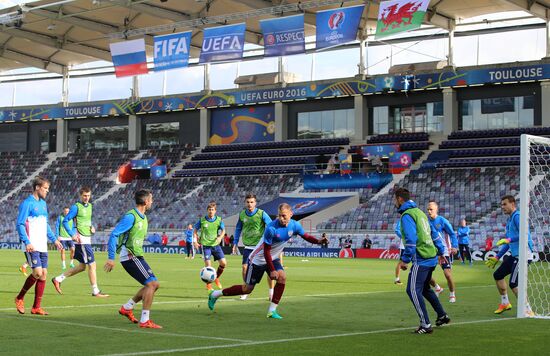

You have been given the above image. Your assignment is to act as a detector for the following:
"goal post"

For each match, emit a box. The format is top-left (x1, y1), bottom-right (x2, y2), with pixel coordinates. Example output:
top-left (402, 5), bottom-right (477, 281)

top-left (518, 134), bottom-right (550, 319)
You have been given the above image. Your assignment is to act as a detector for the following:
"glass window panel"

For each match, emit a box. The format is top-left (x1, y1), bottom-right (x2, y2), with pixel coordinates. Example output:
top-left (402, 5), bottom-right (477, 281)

top-left (90, 75), bottom-right (132, 101)
top-left (15, 79), bottom-right (62, 105)
top-left (165, 66), bottom-right (204, 95)
top-left (146, 122), bottom-right (179, 147)
top-left (322, 110), bottom-right (333, 138)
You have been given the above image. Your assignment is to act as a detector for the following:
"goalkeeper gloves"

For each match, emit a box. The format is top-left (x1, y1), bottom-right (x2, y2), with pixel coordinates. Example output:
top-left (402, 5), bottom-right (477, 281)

top-left (485, 257), bottom-right (499, 269)
top-left (497, 238), bottom-right (511, 246)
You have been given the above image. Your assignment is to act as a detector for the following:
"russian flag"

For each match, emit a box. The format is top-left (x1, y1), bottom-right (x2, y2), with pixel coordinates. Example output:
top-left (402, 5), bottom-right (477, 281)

top-left (109, 39), bottom-right (149, 78)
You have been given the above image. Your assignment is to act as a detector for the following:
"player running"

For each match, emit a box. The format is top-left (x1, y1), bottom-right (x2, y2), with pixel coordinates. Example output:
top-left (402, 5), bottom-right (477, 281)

top-left (194, 201), bottom-right (226, 290)
top-left (15, 176), bottom-right (63, 315)
top-left (233, 193), bottom-right (273, 300)
top-left (51, 186), bottom-right (108, 297)
top-left (55, 207), bottom-right (75, 270)
top-left (104, 189), bottom-right (162, 329)
top-left (426, 201), bottom-right (459, 303)
top-left (207, 203), bottom-right (328, 319)
top-left (485, 195), bottom-right (534, 316)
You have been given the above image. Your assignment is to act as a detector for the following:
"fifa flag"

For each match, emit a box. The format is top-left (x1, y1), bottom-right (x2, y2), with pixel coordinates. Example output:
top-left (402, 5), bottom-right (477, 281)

top-left (375, 0), bottom-right (430, 39)
top-left (154, 31), bottom-right (191, 71)
top-left (109, 39), bottom-right (148, 78)
top-left (316, 5), bottom-right (364, 50)
top-left (200, 23), bottom-right (246, 63)
top-left (260, 14), bottom-right (305, 57)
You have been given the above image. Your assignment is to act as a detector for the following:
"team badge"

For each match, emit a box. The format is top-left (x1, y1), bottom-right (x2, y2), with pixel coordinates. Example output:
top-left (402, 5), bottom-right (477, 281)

top-left (288, 230), bottom-right (293, 237)
top-left (32, 259), bottom-right (38, 264)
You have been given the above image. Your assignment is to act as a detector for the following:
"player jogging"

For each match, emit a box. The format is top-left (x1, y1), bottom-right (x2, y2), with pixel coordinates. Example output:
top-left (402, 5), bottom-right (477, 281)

top-left (56, 207), bottom-right (75, 270)
top-left (394, 188), bottom-right (450, 334)
top-left (104, 189), bottom-right (162, 329)
top-left (194, 201), bottom-right (226, 290)
top-left (233, 193), bottom-right (273, 300)
top-left (457, 219), bottom-right (472, 265)
top-left (485, 195), bottom-right (534, 316)
top-left (51, 186), bottom-right (108, 297)
top-left (426, 201), bottom-right (459, 303)
top-left (207, 203), bottom-right (328, 319)
top-left (15, 176), bottom-right (63, 315)
top-left (185, 224), bottom-right (195, 259)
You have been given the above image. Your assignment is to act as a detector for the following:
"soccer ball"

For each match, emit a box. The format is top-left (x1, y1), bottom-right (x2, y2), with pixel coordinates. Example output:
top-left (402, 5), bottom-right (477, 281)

top-left (200, 266), bottom-right (216, 283)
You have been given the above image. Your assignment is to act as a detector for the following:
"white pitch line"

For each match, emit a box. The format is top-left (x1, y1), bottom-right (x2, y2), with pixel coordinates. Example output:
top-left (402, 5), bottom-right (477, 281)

top-left (98, 317), bottom-right (517, 356)
top-left (0, 315), bottom-right (252, 343)
top-left (0, 284), bottom-right (494, 312)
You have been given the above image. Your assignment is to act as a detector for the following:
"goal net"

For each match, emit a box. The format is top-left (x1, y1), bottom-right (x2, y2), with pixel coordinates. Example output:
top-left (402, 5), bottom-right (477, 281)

top-left (518, 134), bottom-right (550, 319)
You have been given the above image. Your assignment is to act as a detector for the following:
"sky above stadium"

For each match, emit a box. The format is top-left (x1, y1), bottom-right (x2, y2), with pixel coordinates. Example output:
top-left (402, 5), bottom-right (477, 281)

top-left (0, 0), bottom-right (40, 10)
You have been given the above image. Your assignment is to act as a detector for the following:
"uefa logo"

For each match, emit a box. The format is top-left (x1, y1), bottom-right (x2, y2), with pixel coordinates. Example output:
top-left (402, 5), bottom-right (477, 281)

top-left (328, 11), bottom-right (345, 30)
top-left (266, 34), bottom-right (276, 45)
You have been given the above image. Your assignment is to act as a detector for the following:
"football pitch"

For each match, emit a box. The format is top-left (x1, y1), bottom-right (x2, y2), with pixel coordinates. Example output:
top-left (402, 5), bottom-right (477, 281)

top-left (0, 249), bottom-right (547, 355)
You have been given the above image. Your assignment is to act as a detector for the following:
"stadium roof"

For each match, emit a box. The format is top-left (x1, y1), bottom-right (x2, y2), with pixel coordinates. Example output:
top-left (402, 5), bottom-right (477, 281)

top-left (0, 0), bottom-right (548, 75)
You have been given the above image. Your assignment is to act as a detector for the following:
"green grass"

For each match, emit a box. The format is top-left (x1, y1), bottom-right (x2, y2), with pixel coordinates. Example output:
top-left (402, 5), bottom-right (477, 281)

top-left (0, 249), bottom-right (547, 355)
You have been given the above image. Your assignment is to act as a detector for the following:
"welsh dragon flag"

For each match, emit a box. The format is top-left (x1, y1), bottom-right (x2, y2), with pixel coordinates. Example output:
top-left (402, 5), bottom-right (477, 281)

top-left (375, 0), bottom-right (430, 39)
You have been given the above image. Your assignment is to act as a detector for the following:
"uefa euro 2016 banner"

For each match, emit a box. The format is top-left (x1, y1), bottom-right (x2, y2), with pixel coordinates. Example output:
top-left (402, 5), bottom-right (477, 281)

top-left (260, 14), bottom-right (305, 57)
top-left (258, 196), bottom-right (352, 217)
top-left (316, 5), bottom-right (365, 50)
top-left (1, 63), bottom-right (550, 123)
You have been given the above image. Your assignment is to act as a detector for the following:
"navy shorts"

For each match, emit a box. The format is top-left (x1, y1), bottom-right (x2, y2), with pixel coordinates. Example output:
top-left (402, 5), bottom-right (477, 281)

top-left (242, 248), bottom-right (254, 265)
top-left (244, 259), bottom-right (283, 285)
top-left (25, 251), bottom-right (48, 269)
top-left (202, 245), bottom-right (225, 261)
top-left (121, 256), bottom-right (157, 285)
top-left (74, 244), bottom-right (95, 264)
top-left (493, 255), bottom-right (530, 289)
top-left (60, 240), bottom-right (75, 250)
top-left (440, 256), bottom-right (452, 270)
top-left (399, 249), bottom-right (404, 258)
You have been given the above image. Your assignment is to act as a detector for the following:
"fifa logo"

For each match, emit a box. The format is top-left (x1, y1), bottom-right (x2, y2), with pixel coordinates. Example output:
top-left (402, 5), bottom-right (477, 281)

top-left (328, 11), bottom-right (345, 30)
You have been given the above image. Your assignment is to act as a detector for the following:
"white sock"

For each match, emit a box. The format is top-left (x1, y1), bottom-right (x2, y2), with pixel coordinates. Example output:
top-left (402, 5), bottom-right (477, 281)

top-left (435, 284), bottom-right (442, 290)
top-left (450, 291), bottom-right (455, 297)
top-left (212, 290), bottom-right (223, 298)
top-left (92, 284), bottom-right (100, 295)
top-left (70, 259), bottom-right (74, 264)
top-left (268, 302), bottom-right (278, 313)
top-left (395, 277), bottom-right (400, 282)
top-left (501, 294), bottom-right (509, 305)
top-left (62, 261), bottom-right (66, 268)
top-left (55, 275), bottom-right (66, 283)
top-left (123, 299), bottom-right (136, 310)
top-left (422, 323), bottom-right (431, 328)
top-left (269, 288), bottom-right (274, 297)
top-left (140, 310), bottom-right (150, 323)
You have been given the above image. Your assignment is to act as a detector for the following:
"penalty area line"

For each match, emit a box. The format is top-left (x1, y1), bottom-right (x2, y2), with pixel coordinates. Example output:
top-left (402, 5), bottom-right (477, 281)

top-left (98, 317), bottom-right (517, 356)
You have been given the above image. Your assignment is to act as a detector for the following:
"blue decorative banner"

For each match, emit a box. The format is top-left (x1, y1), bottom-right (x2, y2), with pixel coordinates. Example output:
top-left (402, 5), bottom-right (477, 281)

top-left (304, 172), bottom-right (392, 190)
top-left (389, 152), bottom-right (412, 168)
top-left (1, 63), bottom-right (550, 123)
top-left (131, 158), bottom-right (157, 169)
top-left (199, 23), bottom-right (246, 63)
top-left (260, 14), bottom-right (305, 57)
top-left (316, 5), bottom-right (364, 50)
top-left (154, 31), bottom-right (191, 71)
top-left (209, 105), bottom-right (275, 145)
top-left (150, 165), bottom-right (167, 179)
top-left (258, 196), bottom-right (351, 216)
top-left (362, 145), bottom-right (400, 157)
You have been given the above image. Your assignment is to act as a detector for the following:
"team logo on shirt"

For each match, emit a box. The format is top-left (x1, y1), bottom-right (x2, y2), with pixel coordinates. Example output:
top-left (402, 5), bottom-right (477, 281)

top-left (243, 218), bottom-right (248, 223)
top-left (137, 222), bottom-right (143, 230)
top-left (32, 259), bottom-right (37, 264)
top-left (288, 230), bottom-right (293, 237)
top-left (436, 224), bottom-right (441, 230)
top-left (204, 223), bottom-right (208, 228)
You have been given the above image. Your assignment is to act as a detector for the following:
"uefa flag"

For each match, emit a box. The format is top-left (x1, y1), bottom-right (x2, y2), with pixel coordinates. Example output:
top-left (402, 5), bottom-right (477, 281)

top-left (375, 0), bottom-right (430, 39)
top-left (109, 39), bottom-right (149, 78)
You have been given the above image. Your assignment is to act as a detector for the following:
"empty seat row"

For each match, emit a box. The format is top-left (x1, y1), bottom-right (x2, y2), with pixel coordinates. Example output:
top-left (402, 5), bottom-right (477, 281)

top-left (367, 132), bottom-right (429, 144)
top-left (448, 126), bottom-right (550, 140)
top-left (193, 146), bottom-right (340, 161)
top-left (202, 138), bottom-right (349, 153)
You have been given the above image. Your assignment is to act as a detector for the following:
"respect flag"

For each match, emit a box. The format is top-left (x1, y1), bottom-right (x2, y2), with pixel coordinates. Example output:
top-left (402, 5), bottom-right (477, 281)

top-left (315, 5), bottom-right (364, 50)
top-left (260, 14), bottom-right (305, 57)
top-left (375, 0), bottom-right (429, 39)
top-left (109, 39), bottom-right (148, 78)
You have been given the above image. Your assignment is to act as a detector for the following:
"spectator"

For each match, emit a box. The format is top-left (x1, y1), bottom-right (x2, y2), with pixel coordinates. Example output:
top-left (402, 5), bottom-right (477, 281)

top-left (362, 235), bottom-right (372, 249)
top-left (485, 236), bottom-right (494, 252)
top-left (344, 235), bottom-right (352, 248)
top-left (320, 233), bottom-right (329, 249)
top-left (146, 233), bottom-right (161, 245)
top-left (223, 233), bottom-right (230, 247)
top-left (161, 232), bottom-right (168, 246)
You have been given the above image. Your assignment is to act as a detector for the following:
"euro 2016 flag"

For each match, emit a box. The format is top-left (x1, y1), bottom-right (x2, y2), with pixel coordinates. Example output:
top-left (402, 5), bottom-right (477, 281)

top-left (109, 39), bottom-right (148, 78)
top-left (199, 23), bottom-right (246, 63)
top-left (316, 5), bottom-right (364, 50)
top-left (375, 0), bottom-right (430, 39)
top-left (154, 31), bottom-right (191, 71)
top-left (260, 14), bottom-right (305, 57)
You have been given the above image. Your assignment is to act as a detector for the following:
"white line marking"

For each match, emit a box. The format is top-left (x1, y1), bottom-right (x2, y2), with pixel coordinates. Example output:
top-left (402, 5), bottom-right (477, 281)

top-left (98, 317), bottom-right (517, 356)
top-left (0, 285), bottom-right (494, 312)
top-left (0, 315), bottom-right (252, 343)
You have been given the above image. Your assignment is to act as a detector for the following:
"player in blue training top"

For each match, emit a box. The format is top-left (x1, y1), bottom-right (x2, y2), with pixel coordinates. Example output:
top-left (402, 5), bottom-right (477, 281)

top-left (185, 224), bottom-right (195, 259)
top-left (233, 193), bottom-right (273, 300)
top-left (55, 207), bottom-right (75, 270)
top-left (426, 201), bottom-right (459, 303)
top-left (485, 195), bottom-right (534, 316)
top-left (457, 218), bottom-right (472, 265)
top-left (104, 189), bottom-right (162, 329)
top-left (15, 176), bottom-right (63, 315)
top-left (395, 188), bottom-right (450, 334)
top-left (207, 203), bottom-right (328, 319)
top-left (52, 186), bottom-right (108, 297)
top-left (394, 218), bottom-right (404, 285)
